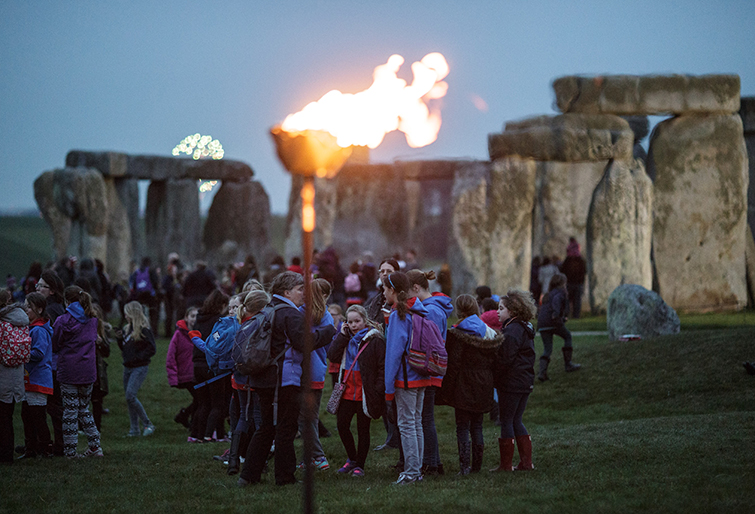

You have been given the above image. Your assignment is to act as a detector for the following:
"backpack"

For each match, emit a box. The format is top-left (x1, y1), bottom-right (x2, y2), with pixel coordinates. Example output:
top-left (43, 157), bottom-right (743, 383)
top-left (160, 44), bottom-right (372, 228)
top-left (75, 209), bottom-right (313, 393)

top-left (232, 303), bottom-right (289, 377)
top-left (344, 272), bottom-right (361, 293)
top-left (205, 316), bottom-right (240, 374)
top-left (133, 268), bottom-right (154, 295)
top-left (405, 312), bottom-right (448, 376)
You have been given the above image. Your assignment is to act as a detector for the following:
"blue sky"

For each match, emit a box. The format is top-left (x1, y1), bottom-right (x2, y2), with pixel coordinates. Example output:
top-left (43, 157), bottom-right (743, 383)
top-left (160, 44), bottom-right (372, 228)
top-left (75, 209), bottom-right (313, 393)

top-left (1, 0), bottom-right (753, 214)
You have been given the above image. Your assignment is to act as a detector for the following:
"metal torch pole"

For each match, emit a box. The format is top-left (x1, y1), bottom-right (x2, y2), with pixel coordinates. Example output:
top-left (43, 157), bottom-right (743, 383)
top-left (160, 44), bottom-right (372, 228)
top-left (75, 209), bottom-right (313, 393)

top-left (301, 176), bottom-right (315, 514)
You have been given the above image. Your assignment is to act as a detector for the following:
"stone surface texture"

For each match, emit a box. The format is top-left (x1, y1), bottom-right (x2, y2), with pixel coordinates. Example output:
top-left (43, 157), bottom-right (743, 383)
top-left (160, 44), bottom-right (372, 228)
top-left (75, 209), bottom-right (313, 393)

top-left (448, 158), bottom-right (537, 297)
top-left (145, 179), bottom-right (201, 269)
top-left (553, 74), bottom-right (741, 115)
top-left (741, 98), bottom-right (755, 242)
top-left (103, 178), bottom-right (133, 279)
top-left (745, 225), bottom-right (755, 307)
top-left (490, 114), bottom-right (633, 162)
top-left (649, 114), bottom-right (748, 311)
top-left (586, 159), bottom-right (654, 313)
top-left (203, 180), bottom-right (273, 269)
top-left (606, 284), bottom-right (680, 341)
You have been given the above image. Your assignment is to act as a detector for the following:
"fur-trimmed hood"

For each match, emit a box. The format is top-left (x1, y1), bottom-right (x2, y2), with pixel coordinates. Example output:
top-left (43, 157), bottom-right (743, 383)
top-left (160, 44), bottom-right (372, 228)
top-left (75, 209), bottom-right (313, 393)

top-left (447, 327), bottom-right (504, 351)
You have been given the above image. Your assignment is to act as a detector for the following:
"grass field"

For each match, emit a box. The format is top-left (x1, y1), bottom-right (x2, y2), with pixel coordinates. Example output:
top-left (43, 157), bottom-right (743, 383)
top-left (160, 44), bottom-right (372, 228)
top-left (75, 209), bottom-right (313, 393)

top-left (0, 216), bottom-right (55, 280)
top-left (3, 324), bottom-right (754, 514)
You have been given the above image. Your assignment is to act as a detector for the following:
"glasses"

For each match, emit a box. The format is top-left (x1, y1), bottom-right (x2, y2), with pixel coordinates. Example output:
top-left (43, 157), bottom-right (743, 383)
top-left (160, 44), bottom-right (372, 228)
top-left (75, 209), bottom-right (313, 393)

top-left (36, 283), bottom-right (49, 290)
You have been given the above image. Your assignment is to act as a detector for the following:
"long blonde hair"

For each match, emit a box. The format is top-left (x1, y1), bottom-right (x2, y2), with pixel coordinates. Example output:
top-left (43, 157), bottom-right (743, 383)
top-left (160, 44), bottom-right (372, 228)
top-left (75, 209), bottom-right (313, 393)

top-left (311, 278), bottom-right (332, 325)
top-left (238, 289), bottom-right (270, 322)
top-left (124, 301), bottom-right (149, 341)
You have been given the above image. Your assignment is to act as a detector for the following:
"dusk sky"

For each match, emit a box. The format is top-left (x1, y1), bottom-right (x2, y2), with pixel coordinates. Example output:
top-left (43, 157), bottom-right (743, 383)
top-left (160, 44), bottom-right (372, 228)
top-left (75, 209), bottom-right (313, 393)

top-left (2, 1), bottom-right (753, 214)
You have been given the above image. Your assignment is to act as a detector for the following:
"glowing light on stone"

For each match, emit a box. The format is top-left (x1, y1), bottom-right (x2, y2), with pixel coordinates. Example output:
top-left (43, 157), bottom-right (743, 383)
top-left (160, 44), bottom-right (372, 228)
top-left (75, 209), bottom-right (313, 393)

top-left (172, 134), bottom-right (224, 160)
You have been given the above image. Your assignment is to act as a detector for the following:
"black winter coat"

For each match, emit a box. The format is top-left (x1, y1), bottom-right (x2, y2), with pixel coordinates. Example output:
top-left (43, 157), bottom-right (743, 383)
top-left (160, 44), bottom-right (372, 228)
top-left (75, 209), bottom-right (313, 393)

top-left (327, 329), bottom-right (386, 420)
top-left (193, 311), bottom-right (221, 368)
top-left (537, 288), bottom-right (568, 330)
top-left (494, 318), bottom-right (536, 394)
top-left (118, 327), bottom-right (156, 368)
top-left (436, 328), bottom-right (503, 413)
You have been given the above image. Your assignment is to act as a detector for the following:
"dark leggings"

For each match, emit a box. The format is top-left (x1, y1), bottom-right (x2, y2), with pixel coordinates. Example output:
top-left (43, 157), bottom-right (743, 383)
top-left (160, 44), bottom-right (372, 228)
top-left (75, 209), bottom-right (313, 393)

top-left (0, 401), bottom-right (15, 463)
top-left (498, 392), bottom-right (529, 439)
top-left (540, 324), bottom-right (572, 359)
top-left (337, 399), bottom-right (371, 469)
top-left (22, 402), bottom-right (52, 455)
top-left (191, 367), bottom-right (211, 439)
top-left (455, 408), bottom-right (484, 446)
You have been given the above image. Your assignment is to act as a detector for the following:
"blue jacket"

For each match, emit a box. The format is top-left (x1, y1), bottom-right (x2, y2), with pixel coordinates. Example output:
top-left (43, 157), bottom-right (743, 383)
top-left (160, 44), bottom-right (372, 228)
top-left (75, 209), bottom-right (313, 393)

top-left (25, 320), bottom-right (53, 394)
top-left (191, 316), bottom-right (239, 372)
top-left (420, 294), bottom-right (454, 340)
top-left (455, 315), bottom-right (488, 338)
top-left (384, 301), bottom-right (433, 399)
top-left (301, 307), bottom-right (333, 389)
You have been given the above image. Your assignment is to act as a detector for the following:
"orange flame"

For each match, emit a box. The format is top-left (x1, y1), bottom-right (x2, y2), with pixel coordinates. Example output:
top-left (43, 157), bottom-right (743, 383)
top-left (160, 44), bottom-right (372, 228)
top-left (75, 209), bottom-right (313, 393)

top-left (281, 53), bottom-right (449, 149)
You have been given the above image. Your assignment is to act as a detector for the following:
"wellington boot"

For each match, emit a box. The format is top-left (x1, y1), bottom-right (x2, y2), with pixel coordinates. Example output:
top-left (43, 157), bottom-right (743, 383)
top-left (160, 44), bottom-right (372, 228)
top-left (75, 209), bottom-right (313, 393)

top-left (537, 356), bottom-right (550, 382)
top-left (489, 438), bottom-right (514, 472)
top-left (471, 443), bottom-right (484, 473)
top-left (227, 431), bottom-right (243, 475)
top-left (513, 434), bottom-right (534, 471)
top-left (457, 439), bottom-right (471, 475)
top-left (562, 347), bottom-right (581, 372)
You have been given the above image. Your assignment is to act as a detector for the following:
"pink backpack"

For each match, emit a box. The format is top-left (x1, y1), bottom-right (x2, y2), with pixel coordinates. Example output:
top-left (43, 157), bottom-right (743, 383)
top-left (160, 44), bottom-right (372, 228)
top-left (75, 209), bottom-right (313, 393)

top-left (344, 273), bottom-right (361, 293)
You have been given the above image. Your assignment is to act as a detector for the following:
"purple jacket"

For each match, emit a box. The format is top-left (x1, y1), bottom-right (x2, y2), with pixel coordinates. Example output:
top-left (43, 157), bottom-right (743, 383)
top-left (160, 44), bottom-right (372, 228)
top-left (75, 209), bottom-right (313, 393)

top-left (52, 302), bottom-right (98, 385)
top-left (166, 320), bottom-right (196, 386)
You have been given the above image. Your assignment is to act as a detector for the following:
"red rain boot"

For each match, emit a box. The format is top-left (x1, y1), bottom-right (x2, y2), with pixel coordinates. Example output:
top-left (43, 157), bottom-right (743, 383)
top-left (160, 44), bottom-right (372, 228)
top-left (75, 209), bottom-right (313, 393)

top-left (489, 438), bottom-right (515, 472)
top-left (514, 434), bottom-right (534, 471)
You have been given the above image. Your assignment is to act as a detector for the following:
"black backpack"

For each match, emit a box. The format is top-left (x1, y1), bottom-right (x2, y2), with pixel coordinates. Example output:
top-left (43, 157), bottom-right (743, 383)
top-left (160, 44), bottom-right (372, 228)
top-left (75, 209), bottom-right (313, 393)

top-left (232, 303), bottom-right (289, 376)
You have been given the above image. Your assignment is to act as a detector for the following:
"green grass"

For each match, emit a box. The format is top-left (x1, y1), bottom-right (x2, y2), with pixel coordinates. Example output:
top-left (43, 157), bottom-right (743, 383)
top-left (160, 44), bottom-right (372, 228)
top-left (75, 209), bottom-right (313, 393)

top-left (567, 310), bottom-right (755, 332)
top-left (0, 216), bottom-right (55, 279)
top-left (4, 326), bottom-right (755, 513)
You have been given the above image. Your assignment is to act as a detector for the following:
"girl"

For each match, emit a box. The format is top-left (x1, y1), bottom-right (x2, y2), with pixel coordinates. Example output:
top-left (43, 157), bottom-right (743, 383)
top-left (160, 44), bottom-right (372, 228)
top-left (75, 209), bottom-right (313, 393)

top-left (91, 304), bottom-right (112, 432)
top-left (492, 289), bottom-right (538, 472)
top-left (52, 286), bottom-right (102, 458)
top-left (298, 278), bottom-right (335, 471)
top-left (166, 306), bottom-right (198, 429)
top-left (437, 294), bottom-right (502, 475)
top-left (537, 273), bottom-right (581, 382)
top-left (383, 271), bottom-right (433, 485)
top-left (326, 304), bottom-right (344, 388)
top-left (406, 269), bottom-right (453, 476)
top-left (119, 301), bottom-right (157, 437)
top-left (327, 304), bottom-right (385, 477)
top-left (20, 293), bottom-right (53, 458)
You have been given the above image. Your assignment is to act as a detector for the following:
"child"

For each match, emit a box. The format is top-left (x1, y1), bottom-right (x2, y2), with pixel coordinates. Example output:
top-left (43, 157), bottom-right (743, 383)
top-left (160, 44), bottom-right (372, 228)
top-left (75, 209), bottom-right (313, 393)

top-left (437, 294), bottom-right (502, 474)
top-left (327, 304), bottom-right (385, 477)
top-left (492, 289), bottom-right (538, 471)
top-left (326, 304), bottom-right (344, 387)
top-left (166, 306), bottom-right (198, 429)
top-left (118, 301), bottom-right (157, 437)
top-left (537, 273), bottom-right (581, 382)
top-left (20, 292), bottom-right (53, 459)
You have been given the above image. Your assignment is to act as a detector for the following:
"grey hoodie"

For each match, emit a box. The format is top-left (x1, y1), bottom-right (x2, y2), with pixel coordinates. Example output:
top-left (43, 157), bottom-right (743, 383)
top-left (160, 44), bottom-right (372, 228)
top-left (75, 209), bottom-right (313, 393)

top-left (0, 304), bottom-right (29, 327)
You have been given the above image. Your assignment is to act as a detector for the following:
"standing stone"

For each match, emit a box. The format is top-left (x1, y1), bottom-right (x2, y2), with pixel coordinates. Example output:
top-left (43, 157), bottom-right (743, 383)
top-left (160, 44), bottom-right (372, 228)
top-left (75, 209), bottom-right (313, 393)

top-left (606, 284), bottom-right (680, 341)
top-left (113, 178), bottom-right (143, 269)
top-left (203, 180), bottom-right (273, 269)
top-left (531, 160), bottom-right (606, 260)
top-left (145, 179), bottom-right (200, 268)
top-left (740, 98), bottom-right (755, 241)
top-left (586, 159), bottom-right (654, 313)
top-left (448, 158), bottom-right (537, 296)
top-left (649, 114), bottom-right (748, 311)
top-left (103, 178), bottom-right (132, 279)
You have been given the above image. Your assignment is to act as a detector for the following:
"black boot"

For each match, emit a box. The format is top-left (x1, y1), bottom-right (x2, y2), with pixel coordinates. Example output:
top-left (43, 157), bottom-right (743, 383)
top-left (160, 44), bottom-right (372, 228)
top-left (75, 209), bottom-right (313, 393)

top-left (174, 408), bottom-right (190, 429)
top-left (744, 362), bottom-right (755, 375)
top-left (471, 443), bottom-right (484, 473)
top-left (457, 439), bottom-right (471, 476)
top-left (563, 347), bottom-right (581, 372)
top-left (227, 431), bottom-right (244, 475)
top-left (538, 356), bottom-right (550, 382)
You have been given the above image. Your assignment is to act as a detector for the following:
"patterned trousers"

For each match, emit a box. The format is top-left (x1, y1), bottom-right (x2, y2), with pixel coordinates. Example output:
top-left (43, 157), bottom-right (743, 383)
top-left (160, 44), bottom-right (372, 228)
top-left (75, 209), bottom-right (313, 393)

top-left (60, 383), bottom-right (101, 457)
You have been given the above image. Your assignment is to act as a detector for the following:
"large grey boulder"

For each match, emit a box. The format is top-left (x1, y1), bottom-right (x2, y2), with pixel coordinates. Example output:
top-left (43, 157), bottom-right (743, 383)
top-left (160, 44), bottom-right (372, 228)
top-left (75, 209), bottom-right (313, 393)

top-left (553, 74), bottom-right (741, 115)
top-left (586, 159), bottom-right (653, 313)
top-left (489, 114), bottom-right (633, 162)
top-left (203, 180), bottom-right (273, 269)
top-left (145, 179), bottom-right (200, 267)
top-left (741, 98), bottom-right (755, 241)
top-left (649, 114), bottom-right (748, 311)
top-left (448, 158), bottom-right (537, 296)
top-left (607, 284), bottom-right (680, 341)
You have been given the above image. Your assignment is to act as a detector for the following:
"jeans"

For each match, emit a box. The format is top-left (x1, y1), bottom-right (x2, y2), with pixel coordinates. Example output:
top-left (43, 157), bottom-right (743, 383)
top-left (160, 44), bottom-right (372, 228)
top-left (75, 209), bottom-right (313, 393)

top-left (540, 324), bottom-right (573, 360)
top-left (337, 399), bottom-right (371, 468)
top-left (455, 408), bottom-right (484, 447)
top-left (422, 386), bottom-right (440, 468)
top-left (123, 365), bottom-right (151, 434)
top-left (395, 387), bottom-right (425, 479)
top-left (498, 392), bottom-right (529, 439)
top-left (60, 383), bottom-right (100, 456)
top-left (297, 388), bottom-right (325, 460)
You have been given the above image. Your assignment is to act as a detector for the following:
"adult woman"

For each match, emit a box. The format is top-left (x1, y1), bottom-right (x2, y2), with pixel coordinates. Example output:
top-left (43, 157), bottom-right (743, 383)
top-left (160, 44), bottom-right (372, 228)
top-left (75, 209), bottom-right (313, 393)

top-left (406, 269), bottom-right (453, 475)
top-left (52, 286), bottom-right (102, 458)
top-left (118, 301), bottom-right (157, 437)
top-left (383, 272), bottom-right (433, 485)
top-left (437, 294), bottom-right (502, 474)
top-left (0, 290), bottom-right (31, 463)
top-left (491, 289), bottom-right (538, 472)
top-left (537, 273), bottom-right (581, 382)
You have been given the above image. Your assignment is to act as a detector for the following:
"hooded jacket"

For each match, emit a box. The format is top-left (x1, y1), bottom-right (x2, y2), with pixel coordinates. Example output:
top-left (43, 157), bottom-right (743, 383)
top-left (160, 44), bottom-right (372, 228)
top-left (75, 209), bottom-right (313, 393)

top-left (303, 309), bottom-right (334, 390)
top-left (25, 319), bottom-right (53, 394)
top-left (166, 319), bottom-right (195, 386)
top-left (52, 302), bottom-right (98, 385)
top-left (537, 287), bottom-right (568, 330)
top-left (416, 294), bottom-right (453, 387)
top-left (328, 326), bottom-right (386, 419)
top-left (436, 324), bottom-right (503, 413)
top-left (118, 327), bottom-right (156, 368)
top-left (0, 304), bottom-right (31, 368)
top-left (494, 317), bottom-right (536, 394)
top-left (281, 297), bottom-right (336, 388)
top-left (384, 301), bottom-right (434, 400)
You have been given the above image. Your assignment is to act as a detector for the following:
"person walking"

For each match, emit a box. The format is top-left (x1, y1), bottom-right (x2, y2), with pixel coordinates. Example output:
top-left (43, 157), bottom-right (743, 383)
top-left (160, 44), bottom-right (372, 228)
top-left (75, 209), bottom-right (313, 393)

top-left (537, 273), bottom-right (581, 382)
top-left (560, 237), bottom-right (587, 319)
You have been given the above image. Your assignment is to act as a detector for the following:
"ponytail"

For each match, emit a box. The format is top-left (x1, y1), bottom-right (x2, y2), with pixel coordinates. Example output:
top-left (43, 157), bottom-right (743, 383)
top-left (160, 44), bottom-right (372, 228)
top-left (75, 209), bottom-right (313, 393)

top-left (406, 269), bottom-right (436, 291)
top-left (63, 285), bottom-right (96, 318)
top-left (387, 272), bottom-right (411, 321)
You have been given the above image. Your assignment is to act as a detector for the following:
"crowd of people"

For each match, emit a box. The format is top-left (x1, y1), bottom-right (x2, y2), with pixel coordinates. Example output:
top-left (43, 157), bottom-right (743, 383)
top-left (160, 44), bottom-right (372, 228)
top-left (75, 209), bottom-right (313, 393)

top-left (1, 242), bottom-right (586, 488)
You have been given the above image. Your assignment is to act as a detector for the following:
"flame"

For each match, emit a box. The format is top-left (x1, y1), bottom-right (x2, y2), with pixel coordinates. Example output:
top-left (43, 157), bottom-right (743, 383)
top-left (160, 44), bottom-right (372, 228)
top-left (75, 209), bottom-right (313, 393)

top-left (281, 53), bottom-right (449, 149)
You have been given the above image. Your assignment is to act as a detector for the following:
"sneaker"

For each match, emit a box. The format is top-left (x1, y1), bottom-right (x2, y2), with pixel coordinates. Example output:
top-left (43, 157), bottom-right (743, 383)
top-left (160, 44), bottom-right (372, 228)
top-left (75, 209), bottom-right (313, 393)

top-left (394, 473), bottom-right (421, 485)
top-left (142, 425), bottom-right (156, 437)
top-left (337, 459), bottom-right (357, 474)
top-left (313, 457), bottom-right (330, 471)
top-left (187, 436), bottom-right (204, 443)
top-left (350, 467), bottom-right (365, 477)
top-left (214, 449), bottom-right (231, 462)
top-left (83, 447), bottom-right (104, 458)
